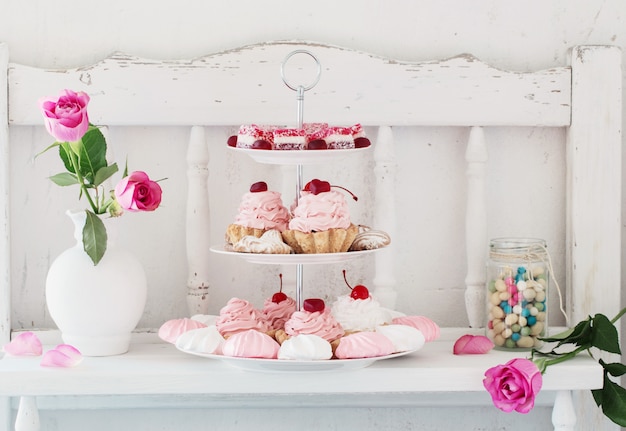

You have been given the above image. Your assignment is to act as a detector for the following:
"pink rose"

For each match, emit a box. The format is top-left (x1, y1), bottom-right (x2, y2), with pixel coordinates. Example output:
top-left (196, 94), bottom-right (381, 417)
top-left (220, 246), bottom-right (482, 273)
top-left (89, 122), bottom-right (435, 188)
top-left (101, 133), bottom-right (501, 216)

top-left (483, 358), bottom-right (543, 414)
top-left (39, 89), bottom-right (90, 142)
top-left (114, 171), bottom-right (162, 212)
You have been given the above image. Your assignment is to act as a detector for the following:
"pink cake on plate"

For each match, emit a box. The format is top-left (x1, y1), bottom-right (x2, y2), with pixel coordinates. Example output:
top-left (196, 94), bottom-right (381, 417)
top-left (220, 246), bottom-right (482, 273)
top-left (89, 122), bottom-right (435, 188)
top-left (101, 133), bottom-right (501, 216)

top-left (236, 124), bottom-right (275, 150)
top-left (273, 128), bottom-right (307, 150)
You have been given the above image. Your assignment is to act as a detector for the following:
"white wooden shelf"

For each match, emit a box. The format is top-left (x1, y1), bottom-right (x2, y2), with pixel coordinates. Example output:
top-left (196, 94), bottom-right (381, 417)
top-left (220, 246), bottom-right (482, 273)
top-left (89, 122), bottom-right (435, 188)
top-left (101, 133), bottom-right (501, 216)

top-left (0, 339), bottom-right (602, 431)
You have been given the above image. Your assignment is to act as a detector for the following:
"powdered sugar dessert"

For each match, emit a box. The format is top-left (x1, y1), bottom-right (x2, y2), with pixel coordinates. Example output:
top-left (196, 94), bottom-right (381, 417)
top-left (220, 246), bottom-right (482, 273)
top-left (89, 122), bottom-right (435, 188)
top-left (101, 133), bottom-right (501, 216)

top-left (221, 329), bottom-right (280, 359)
top-left (261, 274), bottom-right (297, 330)
top-left (175, 326), bottom-right (225, 355)
top-left (349, 225), bottom-right (391, 251)
top-left (216, 298), bottom-right (270, 338)
top-left (333, 331), bottom-right (395, 359)
top-left (331, 271), bottom-right (392, 332)
top-left (277, 334), bottom-right (333, 360)
top-left (375, 324), bottom-right (425, 353)
top-left (225, 181), bottom-right (291, 246)
top-left (282, 179), bottom-right (358, 254)
top-left (392, 315), bottom-right (441, 342)
top-left (280, 298), bottom-right (345, 343)
top-left (232, 229), bottom-right (293, 254)
top-left (158, 318), bottom-right (208, 344)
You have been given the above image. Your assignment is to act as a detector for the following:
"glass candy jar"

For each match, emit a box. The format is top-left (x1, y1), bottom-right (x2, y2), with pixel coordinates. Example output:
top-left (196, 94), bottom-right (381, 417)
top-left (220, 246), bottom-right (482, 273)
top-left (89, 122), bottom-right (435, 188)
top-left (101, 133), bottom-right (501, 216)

top-left (486, 238), bottom-right (548, 350)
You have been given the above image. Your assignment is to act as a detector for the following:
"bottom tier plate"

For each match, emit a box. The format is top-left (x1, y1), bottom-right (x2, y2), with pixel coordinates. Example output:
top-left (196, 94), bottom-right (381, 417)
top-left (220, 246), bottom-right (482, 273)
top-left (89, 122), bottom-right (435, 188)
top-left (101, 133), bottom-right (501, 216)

top-left (176, 346), bottom-right (417, 373)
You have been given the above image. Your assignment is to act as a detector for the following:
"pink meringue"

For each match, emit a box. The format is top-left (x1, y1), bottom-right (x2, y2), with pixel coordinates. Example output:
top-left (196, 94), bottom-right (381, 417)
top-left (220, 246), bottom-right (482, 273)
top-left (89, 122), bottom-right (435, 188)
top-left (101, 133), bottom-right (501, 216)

top-left (158, 318), bottom-right (208, 344)
top-left (334, 332), bottom-right (395, 359)
top-left (453, 334), bottom-right (494, 355)
top-left (2, 331), bottom-right (43, 356)
top-left (392, 316), bottom-right (441, 342)
top-left (221, 329), bottom-right (280, 359)
top-left (40, 344), bottom-right (83, 367)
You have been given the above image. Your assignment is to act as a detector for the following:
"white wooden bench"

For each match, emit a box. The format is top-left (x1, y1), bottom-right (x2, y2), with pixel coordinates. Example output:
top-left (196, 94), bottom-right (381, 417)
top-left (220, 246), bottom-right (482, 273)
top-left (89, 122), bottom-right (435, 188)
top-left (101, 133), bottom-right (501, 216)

top-left (0, 41), bottom-right (621, 430)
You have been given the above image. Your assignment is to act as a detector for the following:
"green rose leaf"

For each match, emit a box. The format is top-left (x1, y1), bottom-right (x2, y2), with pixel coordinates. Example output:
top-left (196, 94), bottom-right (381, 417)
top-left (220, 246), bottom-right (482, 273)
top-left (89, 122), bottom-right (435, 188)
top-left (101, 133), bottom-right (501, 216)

top-left (94, 163), bottom-right (119, 187)
top-left (599, 373), bottom-right (626, 426)
top-left (58, 142), bottom-right (75, 174)
top-left (49, 172), bottom-right (79, 186)
top-left (82, 210), bottom-right (107, 265)
top-left (600, 359), bottom-right (626, 378)
top-left (77, 127), bottom-right (108, 184)
top-left (591, 313), bottom-right (621, 354)
top-left (541, 318), bottom-right (592, 348)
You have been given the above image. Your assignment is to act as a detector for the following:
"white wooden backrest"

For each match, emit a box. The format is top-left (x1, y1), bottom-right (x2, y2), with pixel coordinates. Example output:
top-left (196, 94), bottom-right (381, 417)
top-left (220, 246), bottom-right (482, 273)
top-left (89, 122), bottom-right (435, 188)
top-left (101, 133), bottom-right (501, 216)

top-left (0, 42), bottom-right (621, 343)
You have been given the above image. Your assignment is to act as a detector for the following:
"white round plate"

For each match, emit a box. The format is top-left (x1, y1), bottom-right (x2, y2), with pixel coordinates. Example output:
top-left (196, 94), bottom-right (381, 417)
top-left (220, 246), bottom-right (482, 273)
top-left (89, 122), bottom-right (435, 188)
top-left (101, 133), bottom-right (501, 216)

top-left (177, 347), bottom-right (416, 373)
top-left (228, 146), bottom-right (371, 165)
top-left (210, 246), bottom-right (381, 264)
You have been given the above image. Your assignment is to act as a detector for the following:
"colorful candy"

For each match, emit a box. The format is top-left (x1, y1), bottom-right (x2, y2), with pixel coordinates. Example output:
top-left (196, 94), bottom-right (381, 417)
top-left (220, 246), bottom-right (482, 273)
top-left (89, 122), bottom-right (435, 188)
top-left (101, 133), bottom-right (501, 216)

top-left (486, 264), bottom-right (547, 350)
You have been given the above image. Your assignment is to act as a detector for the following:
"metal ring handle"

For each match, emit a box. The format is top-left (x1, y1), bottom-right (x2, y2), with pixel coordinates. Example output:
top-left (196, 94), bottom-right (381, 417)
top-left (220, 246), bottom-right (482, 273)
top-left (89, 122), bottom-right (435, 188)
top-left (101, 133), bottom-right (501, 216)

top-left (280, 49), bottom-right (322, 92)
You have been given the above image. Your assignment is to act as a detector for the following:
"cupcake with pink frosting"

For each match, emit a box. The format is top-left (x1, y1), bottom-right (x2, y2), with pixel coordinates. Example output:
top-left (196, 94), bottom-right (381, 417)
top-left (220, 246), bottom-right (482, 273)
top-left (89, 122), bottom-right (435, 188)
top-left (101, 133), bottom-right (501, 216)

top-left (281, 179), bottom-right (358, 254)
top-left (216, 298), bottom-right (270, 338)
top-left (225, 181), bottom-right (291, 247)
top-left (260, 274), bottom-right (297, 331)
top-left (278, 298), bottom-right (345, 343)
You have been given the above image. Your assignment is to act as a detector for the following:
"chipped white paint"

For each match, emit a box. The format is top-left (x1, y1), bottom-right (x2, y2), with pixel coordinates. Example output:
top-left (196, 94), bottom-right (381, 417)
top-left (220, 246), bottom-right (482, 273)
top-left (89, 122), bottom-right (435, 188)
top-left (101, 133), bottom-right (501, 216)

top-left (7, 42), bottom-right (571, 127)
top-left (566, 45), bottom-right (622, 431)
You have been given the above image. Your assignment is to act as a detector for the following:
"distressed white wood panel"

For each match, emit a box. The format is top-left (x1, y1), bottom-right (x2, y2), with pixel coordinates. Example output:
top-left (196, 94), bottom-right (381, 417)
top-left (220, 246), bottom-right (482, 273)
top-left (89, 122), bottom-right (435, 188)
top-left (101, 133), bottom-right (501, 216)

top-left (186, 126), bottom-right (211, 315)
top-left (372, 126), bottom-right (398, 309)
top-left (7, 41), bottom-right (571, 128)
top-left (465, 127), bottom-right (488, 328)
top-left (566, 45), bottom-right (622, 431)
top-left (0, 43), bottom-right (9, 345)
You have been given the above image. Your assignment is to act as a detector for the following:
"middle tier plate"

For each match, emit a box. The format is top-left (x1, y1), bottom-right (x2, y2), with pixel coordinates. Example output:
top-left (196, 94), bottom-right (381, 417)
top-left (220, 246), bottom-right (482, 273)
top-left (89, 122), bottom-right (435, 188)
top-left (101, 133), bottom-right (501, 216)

top-left (210, 246), bottom-right (380, 264)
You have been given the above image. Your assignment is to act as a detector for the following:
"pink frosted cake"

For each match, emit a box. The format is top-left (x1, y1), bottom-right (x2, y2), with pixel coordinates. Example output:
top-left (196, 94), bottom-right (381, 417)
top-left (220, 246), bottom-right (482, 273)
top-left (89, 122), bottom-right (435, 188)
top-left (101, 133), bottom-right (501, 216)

top-left (279, 298), bottom-right (345, 343)
top-left (325, 126), bottom-right (355, 149)
top-left (225, 181), bottom-right (291, 246)
top-left (215, 298), bottom-right (270, 338)
top-left (273, 128), bottom-right (307, 150)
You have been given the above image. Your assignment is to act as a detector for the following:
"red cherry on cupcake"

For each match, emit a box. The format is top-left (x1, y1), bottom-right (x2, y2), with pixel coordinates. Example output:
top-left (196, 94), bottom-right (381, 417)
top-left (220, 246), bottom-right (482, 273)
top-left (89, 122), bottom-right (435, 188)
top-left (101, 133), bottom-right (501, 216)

top-left (250, 181), bottom-right (268, 193)
top-left (304, 179), bottom-right (331, 195)
top-left (354, 137), bottom-right (371, 148)
top-left (252, 139), bottom-right (272, 150)
top-left (303, 298), bottom-right (325, 313)
top-left (308, 139), bottom-right (328, 150)
top-left (343, 269), bottom-right (370, 300)
top-left (271, 274), bottom-right (287, 304)
top-left (227, 135), bottom-right (238, 147)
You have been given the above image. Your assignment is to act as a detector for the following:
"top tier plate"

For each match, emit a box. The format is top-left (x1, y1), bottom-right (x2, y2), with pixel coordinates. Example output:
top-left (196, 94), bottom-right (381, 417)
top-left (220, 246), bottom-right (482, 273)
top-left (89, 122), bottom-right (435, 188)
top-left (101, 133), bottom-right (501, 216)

top-left (228, 147), bottom-right (371, 165)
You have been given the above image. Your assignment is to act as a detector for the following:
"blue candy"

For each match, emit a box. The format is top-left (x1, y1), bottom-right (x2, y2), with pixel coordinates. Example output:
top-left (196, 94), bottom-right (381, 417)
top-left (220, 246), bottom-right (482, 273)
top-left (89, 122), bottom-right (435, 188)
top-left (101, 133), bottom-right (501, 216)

top-left (521, 308), bottom-right (531, 317)
top-left (515, 267), bottom-right (527, 283)
top-left (511, 333), bottom-right (521, 342)
top-left (527, 316), bottom-right (537, 326)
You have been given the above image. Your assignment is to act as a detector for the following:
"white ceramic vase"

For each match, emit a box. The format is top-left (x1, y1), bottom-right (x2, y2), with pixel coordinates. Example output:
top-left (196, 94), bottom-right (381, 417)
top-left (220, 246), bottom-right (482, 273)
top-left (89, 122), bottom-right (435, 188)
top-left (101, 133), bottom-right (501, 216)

top-left (45, 210), bottom-right (147, 356)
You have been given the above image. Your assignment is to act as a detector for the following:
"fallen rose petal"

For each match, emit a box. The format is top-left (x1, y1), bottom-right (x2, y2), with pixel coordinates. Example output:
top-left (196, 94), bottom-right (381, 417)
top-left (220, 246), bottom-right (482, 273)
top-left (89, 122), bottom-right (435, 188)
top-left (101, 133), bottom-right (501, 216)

top-left (40, 344), bottom-right (83, 367)
top-left (453, 334), bottom-right (494, 355)
top-left (2, 332), bottom-right (43, 356)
